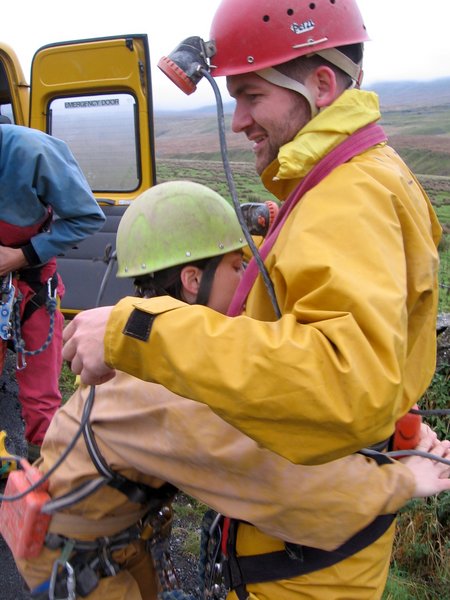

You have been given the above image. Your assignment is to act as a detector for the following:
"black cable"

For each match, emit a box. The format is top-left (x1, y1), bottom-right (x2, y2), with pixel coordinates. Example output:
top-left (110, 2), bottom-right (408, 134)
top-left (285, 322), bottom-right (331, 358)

top-left (410, 408), bottom-right (450, 417)
top-left (0, 247), bottom-right (127, 503)
top-left (361, 447), bottom-right (450, 467)
top-left (95, 249), bottom-right (117, 308)
top-left (200, 68), bottom-right (282, 319)
top-left (0, 385), bottom-right (96, 502)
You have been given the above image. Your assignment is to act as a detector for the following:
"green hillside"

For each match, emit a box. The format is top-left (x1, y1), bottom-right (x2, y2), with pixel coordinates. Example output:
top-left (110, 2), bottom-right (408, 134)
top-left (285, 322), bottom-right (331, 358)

top-left (154, 80), bottom-right (450, 180)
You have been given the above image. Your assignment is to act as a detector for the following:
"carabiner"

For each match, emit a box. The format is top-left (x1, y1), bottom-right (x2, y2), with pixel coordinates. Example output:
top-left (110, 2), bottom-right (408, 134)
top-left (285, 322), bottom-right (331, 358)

top-left (48, 539), bottom-right (76, 600)
top-left (0, 272), bottom-right (13, 295)
top-left (48, 559), bottom-right (76, 600)
top-left (15, 349), bottom-right (27, 370)
top-left (47, 276), bottom-right (57, 300)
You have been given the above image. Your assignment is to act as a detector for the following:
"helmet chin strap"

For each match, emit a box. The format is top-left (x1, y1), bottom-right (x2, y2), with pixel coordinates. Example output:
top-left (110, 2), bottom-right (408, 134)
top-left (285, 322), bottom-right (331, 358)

top-left (255, 68), bottom-right (319, 118)
top-left (314, 48), bottom-right (363, 87)
top-left (195, 255), bottom-right (223, 306)
top-left (255, 50), bottom-right (362, 117)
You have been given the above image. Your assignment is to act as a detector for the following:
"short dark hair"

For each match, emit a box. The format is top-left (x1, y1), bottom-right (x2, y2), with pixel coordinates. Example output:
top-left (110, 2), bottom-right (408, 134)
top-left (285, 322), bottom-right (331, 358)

top-left (276, 43), bottom-right (364, 90)
top-left (134, 257), bottom-right (211, 300)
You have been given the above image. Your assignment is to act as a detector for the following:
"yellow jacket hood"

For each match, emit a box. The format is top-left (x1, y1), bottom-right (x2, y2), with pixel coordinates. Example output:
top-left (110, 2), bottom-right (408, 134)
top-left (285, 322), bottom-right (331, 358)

top-left (261, 89), bottom-right (382, 200)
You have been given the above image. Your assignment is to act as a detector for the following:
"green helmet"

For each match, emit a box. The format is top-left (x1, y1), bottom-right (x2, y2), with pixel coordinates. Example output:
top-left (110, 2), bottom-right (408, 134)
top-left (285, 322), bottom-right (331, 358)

top-left (116, 180), bottom-right (246, 278)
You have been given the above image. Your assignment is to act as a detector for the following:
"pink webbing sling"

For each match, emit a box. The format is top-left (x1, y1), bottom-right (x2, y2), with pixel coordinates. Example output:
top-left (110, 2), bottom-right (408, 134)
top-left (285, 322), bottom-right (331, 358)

top-left (227, 122), bottom-right (387, 317)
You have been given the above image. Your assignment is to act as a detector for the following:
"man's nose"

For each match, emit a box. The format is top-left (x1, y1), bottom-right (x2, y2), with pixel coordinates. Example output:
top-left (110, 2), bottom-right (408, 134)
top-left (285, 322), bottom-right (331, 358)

top-left (231, 102), bottom-right (253, 134)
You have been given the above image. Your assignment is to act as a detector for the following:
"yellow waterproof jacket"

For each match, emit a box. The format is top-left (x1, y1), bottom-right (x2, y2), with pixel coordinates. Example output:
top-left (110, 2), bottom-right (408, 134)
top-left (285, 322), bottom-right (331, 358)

top-left (104, 90), bottom-right (441, 465)
top-left (17, 372), bottom-right (415, 597)
top-left (20, 372), bottom-right (412, 549)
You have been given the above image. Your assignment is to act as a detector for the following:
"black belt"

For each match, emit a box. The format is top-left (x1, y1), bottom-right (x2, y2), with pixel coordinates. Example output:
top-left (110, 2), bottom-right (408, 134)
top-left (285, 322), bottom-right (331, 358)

top-left (223, 513), bottom-right (395, 599)
top-left (223, 452), bottom-right (396, 599)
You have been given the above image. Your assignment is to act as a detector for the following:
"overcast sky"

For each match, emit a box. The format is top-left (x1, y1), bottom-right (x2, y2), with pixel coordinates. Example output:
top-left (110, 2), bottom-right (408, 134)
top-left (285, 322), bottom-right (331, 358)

top-left (3, 0), bottom-right (449, 110)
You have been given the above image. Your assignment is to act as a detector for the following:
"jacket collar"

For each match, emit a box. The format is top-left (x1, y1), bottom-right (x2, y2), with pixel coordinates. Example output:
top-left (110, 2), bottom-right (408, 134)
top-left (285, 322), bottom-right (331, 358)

top-left (261, 89), bottom-right (381, 201)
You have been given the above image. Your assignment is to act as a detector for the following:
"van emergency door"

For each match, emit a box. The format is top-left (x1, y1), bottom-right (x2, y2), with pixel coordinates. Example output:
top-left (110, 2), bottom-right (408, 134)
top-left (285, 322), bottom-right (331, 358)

top-left (30, 35), bottom-right (156, 315)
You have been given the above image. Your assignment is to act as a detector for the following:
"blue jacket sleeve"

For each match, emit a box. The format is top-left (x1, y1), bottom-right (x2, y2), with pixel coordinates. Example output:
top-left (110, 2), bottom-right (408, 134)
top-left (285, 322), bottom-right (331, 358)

top-left (1, 125), bottom-right (106, 264)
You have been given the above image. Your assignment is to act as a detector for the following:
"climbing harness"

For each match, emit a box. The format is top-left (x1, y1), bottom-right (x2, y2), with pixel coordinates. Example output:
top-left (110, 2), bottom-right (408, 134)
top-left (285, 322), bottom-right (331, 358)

top-left (219, 510), bottom-right (397, 600)
top-left (34, 384), bottom-right (179, 597)
top-left (0, 273), bottom-right (15, 341)
top-left (0, 268), bottom-right (59, 370)
top-left (11, 271), bottom-right (58, 370)
top-left (0, 382), bottom-right (184, 599)
top-left (197, 443), bottom-right (449, 600)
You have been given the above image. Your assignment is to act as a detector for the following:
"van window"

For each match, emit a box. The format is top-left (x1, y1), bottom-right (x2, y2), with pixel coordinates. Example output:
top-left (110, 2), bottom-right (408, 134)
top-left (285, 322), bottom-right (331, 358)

top-left (49, 93), bottom-right (140, 192)
top-left (0, 104), bottom-right (13, 123)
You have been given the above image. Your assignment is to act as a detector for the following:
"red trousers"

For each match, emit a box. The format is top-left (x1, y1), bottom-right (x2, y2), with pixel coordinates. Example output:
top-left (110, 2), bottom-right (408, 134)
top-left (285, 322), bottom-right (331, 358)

top-left (1, 264), bottom-right (64, 445)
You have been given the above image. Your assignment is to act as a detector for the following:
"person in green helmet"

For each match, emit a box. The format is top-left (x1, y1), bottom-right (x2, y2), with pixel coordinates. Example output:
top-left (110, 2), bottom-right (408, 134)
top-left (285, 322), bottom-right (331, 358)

top-left (9, 181), bottom-right (450, 600)
top-left (115, 180), bottom-right (247, 315)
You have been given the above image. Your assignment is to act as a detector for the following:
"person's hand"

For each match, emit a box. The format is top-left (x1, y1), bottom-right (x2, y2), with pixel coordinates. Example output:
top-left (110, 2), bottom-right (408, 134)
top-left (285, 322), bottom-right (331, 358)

top-left (62, 306), bottom-right (116, 385)
top-left (400, 424), bottom-right (450, 498)
top-left (0, 246), bottom-right (28, 275)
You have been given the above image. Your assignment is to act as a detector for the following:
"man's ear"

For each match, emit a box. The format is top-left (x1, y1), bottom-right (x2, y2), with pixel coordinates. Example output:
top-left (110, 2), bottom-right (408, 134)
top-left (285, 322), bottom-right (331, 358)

top-left (306, 66), bottom-right (338, 109)
top-left (180, 265), bottom-right (202, 303)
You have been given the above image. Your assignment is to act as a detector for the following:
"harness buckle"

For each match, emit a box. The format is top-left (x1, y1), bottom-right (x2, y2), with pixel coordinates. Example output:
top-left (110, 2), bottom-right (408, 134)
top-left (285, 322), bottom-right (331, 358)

top-left (49, 559), bottom-right (76, 600)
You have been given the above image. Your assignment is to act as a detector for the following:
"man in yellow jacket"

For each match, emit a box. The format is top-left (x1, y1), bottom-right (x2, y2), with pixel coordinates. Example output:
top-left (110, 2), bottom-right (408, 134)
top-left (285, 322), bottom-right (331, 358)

top-left (10, 182), bottom-right (450, 600)
top-left (62, 1), bottom-right (444, 598)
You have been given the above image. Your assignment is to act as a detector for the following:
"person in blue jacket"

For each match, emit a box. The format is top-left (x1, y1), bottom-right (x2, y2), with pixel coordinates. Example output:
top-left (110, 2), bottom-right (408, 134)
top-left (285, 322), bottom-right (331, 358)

top-left (0, 124), bottom-right (105, 461)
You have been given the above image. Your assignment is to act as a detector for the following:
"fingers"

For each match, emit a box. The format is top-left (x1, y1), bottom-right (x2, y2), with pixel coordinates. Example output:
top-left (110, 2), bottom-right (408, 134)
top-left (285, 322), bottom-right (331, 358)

top-left (428, 438), bottom-right (450, 465)
top-left (68, 350), bottom-right (82, 376)
top-left (62, 319), bottom-right (80, 363)
top-left (60, 306), bottom-right (116, 385)
top-left (402, 432), bottom-right (450, 498)
top-left (62, 318), bottom-right (76, 344)
top-left (416, 422), bottom-right (438, 452)
top-left (62, 335), bottom-right (75, 364)
top-left (432, 446), bottom-right (450, 493)
top-left (66, 348), bottom-right (116, 385)
top-left (79, 367), bottom-right (117, 386)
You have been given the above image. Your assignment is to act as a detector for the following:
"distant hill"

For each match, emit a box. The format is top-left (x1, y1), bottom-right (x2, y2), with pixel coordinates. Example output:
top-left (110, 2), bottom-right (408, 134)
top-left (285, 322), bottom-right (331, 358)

top-left (155, 77), bottom-right (450, 116)
top-left (154, 77), bottom-right (450, 178)
top-left (368, 77), bottom-right (450, 109)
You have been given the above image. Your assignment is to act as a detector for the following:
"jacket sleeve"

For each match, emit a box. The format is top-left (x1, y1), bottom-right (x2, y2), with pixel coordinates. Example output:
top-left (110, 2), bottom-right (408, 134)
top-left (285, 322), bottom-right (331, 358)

top-left (89, 375), bottom-right (415, 551)
top-left (17, 128), bottom-right (105, 263)
top-left (104, 159), bottom-right (440, 465)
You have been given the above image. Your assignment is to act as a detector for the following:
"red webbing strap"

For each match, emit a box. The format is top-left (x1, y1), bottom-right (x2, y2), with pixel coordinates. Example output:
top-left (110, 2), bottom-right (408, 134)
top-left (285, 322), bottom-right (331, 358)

top-left (227, 123), bottom-right (387, 317)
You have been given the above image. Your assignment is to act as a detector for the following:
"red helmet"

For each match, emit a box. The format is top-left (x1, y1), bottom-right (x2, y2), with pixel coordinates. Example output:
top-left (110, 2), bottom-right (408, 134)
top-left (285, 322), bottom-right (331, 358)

top-left (209, 0), bottom-right (369, 77)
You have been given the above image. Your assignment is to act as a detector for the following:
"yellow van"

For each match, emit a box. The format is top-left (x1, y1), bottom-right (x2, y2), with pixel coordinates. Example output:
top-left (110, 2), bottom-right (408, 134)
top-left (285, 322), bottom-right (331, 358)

top-left (0, 35), bottom-right (156, 315)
